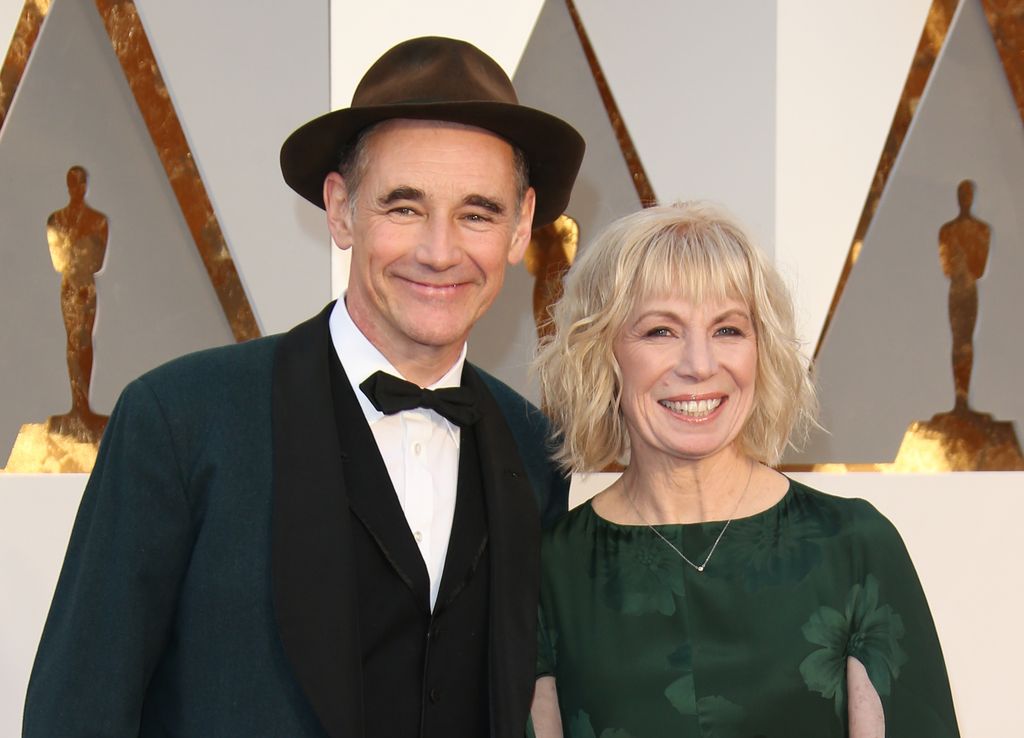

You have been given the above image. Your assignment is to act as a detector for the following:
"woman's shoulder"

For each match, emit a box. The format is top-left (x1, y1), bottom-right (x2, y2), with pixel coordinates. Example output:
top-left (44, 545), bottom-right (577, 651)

top-left (786, 476), bottom-right (902, 541)
top-left (543, 500), bottom-right (596, 545)
top-left (539, 502), bottom-right (598, 579)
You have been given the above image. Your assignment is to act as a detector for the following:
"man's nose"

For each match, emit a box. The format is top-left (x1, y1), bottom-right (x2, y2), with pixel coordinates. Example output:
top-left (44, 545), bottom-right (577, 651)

top-left (416, 217), bottom-right (463, 270)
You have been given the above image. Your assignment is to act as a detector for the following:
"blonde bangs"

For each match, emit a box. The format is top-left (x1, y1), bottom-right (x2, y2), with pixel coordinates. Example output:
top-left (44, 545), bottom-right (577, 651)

top-left (624, 219), bottom-right (757, 318)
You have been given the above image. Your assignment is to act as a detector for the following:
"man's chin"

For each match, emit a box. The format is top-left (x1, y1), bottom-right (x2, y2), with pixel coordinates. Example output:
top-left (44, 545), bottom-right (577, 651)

top-left (406, 327), bottom-right (471, 351)
top-left (391, 312), bottom-right (472, 349)
top-left (396, 304), bottom-right (479, 343)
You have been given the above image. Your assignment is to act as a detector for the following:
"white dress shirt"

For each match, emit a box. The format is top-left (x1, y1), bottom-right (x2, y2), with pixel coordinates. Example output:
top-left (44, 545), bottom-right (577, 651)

top-left (329, 299), bottom-right (464, 611)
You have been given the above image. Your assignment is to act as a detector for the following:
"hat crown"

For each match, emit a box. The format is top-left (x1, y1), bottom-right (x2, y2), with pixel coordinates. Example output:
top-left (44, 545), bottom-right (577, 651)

top-left (280, 36), bottom-right (584, 226)
top-left (352, 36), bottom-right (518, 108)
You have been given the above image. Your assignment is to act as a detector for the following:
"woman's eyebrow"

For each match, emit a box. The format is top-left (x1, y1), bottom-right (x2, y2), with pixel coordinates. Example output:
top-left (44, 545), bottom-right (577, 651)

top-left (713, 308), bottom-right (752, 322)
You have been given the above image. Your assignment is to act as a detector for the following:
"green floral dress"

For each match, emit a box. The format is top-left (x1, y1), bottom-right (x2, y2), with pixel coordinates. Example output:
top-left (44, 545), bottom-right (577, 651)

top-left (535, 479), bottom-right (960, 738)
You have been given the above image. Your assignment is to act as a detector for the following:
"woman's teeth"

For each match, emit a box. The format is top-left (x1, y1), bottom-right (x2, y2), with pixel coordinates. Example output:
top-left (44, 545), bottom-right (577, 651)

top-left (660, 397), bottom-right (722, 418)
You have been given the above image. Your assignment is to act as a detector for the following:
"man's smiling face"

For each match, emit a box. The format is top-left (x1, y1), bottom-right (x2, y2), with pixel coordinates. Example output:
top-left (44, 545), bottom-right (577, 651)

top-left (327, 119), bottom-right (534, 377)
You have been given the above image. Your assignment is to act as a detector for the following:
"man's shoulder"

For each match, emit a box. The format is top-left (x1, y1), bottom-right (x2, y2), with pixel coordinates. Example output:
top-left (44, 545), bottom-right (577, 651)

top-left (139, 303), bottom-right (331, 393)
top-left (139, 334), bottom-right (281, 397)
top-left (469, 364), bottom-right (569, 526)
top-left (471, 365), bottom-right (549, 434)
top-left (119, 336), bottom-right (284, 432)
top-left (126, 306), bottom-right (331, 424)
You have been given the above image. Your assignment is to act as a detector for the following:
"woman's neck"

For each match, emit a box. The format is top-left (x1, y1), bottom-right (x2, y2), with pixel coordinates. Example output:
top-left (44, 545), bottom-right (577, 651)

top-left (620, 448), bottom-right (754, 524)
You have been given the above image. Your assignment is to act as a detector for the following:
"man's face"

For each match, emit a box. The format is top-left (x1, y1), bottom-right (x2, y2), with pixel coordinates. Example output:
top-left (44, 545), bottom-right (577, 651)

top-left (326, 119), bottom-right (535, 378)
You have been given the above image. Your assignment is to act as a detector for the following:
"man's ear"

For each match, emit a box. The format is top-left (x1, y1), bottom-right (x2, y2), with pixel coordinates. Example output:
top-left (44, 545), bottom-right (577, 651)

top-left (324, 172), bottom-right (354, 251)
top-left (507, 187), bottom-right (537, 265)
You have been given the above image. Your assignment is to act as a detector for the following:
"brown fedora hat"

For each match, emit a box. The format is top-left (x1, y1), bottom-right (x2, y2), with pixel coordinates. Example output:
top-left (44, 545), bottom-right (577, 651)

top-left (280, 36), bottom-right (584, 226)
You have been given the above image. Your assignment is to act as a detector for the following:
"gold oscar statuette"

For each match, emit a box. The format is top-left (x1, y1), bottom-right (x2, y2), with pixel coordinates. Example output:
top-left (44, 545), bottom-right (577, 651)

top-left (525, 215), bottom-right (579, 341)
top-left (891, 180), bottom-right (1024, 471)
top-left (4, 166), bottom-right (111, 473)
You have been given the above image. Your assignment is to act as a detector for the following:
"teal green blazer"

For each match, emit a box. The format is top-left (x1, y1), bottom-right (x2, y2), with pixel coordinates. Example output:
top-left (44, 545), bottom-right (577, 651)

top-left (23, 304), bottom-right (568, 737)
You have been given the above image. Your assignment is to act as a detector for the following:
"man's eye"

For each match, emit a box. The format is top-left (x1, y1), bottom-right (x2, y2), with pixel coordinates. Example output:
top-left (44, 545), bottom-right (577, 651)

top-left (389, 207), bottom-right (417, 216)
top-left (463, 212), bottom-right (493, 223)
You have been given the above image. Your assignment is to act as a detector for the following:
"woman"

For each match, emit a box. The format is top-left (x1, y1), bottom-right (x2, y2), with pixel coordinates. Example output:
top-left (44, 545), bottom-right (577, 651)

top-left (530, 203), bottom-right (959, 737)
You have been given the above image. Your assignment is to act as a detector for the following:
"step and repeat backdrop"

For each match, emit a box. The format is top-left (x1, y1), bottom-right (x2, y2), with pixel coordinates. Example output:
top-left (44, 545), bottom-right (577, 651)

top-left (2, 0), bottom-right (1021, 734)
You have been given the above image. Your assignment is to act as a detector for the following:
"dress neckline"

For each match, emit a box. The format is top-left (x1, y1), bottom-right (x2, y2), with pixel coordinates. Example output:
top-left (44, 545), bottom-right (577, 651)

top-left (584, 477), bottom-right (795, 530)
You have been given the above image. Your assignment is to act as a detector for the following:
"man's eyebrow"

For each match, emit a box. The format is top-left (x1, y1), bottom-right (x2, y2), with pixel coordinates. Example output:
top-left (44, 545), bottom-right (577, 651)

top-left (463, 194), bottom-right (506, 215)
top-left (378, 186), bottom-right (425, 205)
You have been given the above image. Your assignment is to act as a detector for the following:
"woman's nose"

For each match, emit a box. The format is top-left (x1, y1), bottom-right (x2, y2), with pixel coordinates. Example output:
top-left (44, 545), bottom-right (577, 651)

top-left (674, 334), bottom-right (717, 381)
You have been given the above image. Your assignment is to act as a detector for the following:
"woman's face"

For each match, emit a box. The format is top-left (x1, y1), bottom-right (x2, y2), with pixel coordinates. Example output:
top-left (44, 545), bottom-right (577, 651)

top-left (613, 293), bottom-right (758, 465)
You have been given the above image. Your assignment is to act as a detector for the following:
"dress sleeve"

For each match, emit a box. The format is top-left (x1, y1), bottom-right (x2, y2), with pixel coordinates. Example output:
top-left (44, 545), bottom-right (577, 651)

top-left (851, 503), bottom-right (961, 737)
top-left (536, 602), bottom-right (557, 677)
top-left (22, 378), bottom-right (196, 737)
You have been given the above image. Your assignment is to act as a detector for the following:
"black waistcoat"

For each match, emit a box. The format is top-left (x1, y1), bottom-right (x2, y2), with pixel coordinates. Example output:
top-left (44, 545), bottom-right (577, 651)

top-left (329, 352), bottom-right (490, 738)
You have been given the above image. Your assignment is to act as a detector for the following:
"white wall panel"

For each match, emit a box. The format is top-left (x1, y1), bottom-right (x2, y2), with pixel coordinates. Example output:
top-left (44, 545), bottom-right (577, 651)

top-left (135, 1), bottom-right (331, 335)
top-left (0, 0), bottom-right (237, 445)
top-left (1, 476), bottom-right (87, 737)
top-left (790, 0), bottom-right (1024, 464)
top-left (0, 0), bottom-right (22, 51)
top-left (576, 0), bottom-right (777, 256)
top-left (329, 0), bottom-right (546, 106)
top-left (777, 0), bottom-right (932, 346)
top-left (3, 1), bottom-right (331, 336)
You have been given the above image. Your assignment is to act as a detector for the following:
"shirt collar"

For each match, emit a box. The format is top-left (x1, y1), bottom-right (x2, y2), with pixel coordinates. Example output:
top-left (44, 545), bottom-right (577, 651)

top-left (328, 297), bottom-right (467, 433)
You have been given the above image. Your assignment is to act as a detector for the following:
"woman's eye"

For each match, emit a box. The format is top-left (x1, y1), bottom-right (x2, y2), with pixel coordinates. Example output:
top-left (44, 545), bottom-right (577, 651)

top-left (645, 326), bottom-right (672, 338)
top-left (715, 326), bottom-right (744, 337)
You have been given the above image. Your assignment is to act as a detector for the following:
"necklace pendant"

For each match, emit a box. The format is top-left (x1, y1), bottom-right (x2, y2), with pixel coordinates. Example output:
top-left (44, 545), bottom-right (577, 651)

top-left (627, 459), bottom-right (755, 579)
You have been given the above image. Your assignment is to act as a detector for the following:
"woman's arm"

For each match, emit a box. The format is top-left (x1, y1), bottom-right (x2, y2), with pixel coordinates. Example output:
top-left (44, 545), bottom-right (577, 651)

top-left (531, 676), bottom-right (564, 738)
top-left (848, 656), bottom-right (885, 738)
top-left (844, 503), bottom-right (960, 737)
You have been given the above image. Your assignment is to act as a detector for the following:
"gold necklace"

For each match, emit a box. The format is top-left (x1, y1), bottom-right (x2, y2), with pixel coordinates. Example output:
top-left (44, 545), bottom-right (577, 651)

top-left (626, 461), bottom-right (754, 573)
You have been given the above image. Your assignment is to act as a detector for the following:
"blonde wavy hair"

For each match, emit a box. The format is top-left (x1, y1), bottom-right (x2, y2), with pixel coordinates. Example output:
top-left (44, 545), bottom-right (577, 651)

top-left (534, 201), bottom-right (817, 472)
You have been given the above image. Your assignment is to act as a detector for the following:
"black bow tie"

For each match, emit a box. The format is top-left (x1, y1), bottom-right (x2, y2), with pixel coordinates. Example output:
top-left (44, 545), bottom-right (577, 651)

top-left (359, 370), bottom-right (480, 427)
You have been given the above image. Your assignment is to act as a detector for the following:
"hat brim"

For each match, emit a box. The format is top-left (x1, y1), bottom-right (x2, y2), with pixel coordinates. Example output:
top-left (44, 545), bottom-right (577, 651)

top-left (280, 101), bottom-right (585, 227)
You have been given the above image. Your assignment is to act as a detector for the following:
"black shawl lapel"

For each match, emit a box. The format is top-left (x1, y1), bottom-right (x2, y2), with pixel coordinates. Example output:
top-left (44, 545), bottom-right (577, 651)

top-left (462, 364), bottom-right (542, 738)
top-left (271, 303), bottom-right (362, 738)
top-left (329, 349), bottom-right (431, 612)
top-left (433, 423), bottom-right (488, 612)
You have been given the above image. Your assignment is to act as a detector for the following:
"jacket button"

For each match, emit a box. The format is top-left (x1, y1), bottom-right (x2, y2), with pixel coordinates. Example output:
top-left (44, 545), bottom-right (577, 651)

top-left (429, 687), bottom-right (442, 703)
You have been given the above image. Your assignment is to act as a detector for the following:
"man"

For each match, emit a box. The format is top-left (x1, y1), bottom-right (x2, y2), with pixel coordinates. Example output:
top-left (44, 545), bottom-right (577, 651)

top-left (23, 37), bottom-right (584, 737)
